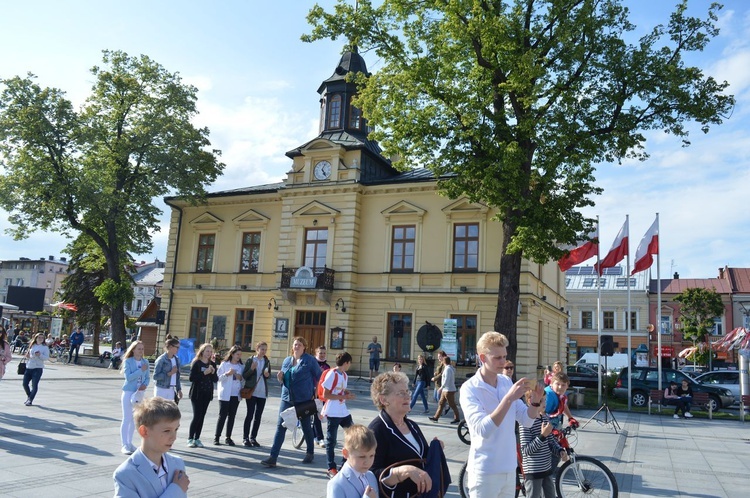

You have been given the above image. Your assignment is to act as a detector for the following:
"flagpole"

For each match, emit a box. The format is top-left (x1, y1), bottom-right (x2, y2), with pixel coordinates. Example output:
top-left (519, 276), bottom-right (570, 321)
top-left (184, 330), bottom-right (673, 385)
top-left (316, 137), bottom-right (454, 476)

top-left (626, 214), bottom-right (632, 411)
top-left (596, 216), bottom-right (602, 405)
top-left (656, 213), bottom-right (662, 393)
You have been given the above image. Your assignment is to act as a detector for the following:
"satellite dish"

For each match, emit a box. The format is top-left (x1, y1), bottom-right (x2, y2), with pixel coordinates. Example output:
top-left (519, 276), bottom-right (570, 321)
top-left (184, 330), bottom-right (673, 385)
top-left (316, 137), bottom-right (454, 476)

top-left (416, 323), bottom-right (442, 352)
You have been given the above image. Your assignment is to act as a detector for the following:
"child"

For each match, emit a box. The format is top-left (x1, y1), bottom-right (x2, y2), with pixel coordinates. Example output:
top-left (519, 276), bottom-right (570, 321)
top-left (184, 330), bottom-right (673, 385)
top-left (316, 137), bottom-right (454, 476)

top-left (392, 363), bottom-right (401, 372)
top-left (214, 345), bottom-right (243, 445)
top-left (113, 397), bottom-right (190, 497)
top-left (544, 372), bottom-right (577, 470)
top-left (520, 391), bottom-right (568, 498)
top-left (322, 352), bottom-right (356, 478)
top-left (326, 424), bottom-right (378, 498)
top-left (314, 345), bottom-right (332, 447)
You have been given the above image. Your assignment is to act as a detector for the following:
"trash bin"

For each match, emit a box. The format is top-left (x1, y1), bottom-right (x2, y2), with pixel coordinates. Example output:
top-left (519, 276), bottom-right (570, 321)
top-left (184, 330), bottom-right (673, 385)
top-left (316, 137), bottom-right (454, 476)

top-left (178, 338), bottom-right (195, 365)
top-left (570, 388), bottom-right (585, 409)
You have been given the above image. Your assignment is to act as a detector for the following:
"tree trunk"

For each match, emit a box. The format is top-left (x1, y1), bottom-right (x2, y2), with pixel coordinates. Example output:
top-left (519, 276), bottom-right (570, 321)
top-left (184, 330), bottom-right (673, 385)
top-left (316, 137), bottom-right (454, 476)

top-left (495, 219), bottom-right (523, 362)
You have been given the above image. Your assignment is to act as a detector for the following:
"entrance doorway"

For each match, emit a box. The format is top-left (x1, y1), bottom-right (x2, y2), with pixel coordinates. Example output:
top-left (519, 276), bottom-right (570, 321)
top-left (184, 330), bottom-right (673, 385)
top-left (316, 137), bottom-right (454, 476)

top-left (295, 310), bottom-right (327, 352)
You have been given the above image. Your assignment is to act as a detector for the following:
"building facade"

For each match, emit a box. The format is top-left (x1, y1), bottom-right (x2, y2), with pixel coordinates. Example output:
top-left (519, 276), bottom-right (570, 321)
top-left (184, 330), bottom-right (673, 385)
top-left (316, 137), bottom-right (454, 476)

top-left (159, 48), bottom-right (567, 379)
top-left (126, 260), bottom-right (164, 319)
top-left (0, 256), bottom-right (69, 311)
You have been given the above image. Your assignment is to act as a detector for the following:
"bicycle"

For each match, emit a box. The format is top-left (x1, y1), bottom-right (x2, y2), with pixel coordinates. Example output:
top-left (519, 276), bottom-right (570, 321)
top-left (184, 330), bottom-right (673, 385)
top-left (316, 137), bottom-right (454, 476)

top-left (458, 424), bottom-right (617, 498)
top-left (291, 418), bottom-right (306, 449)
top-left (456, 419), bottom-right (470, 445)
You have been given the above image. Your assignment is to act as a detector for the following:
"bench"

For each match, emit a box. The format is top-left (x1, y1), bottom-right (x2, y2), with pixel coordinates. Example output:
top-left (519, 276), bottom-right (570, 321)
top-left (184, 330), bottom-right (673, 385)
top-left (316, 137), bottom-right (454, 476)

top-left (741, 395), bottom-right (750, 423)
top-left (691, 392), bottom-right (712, 420)
top-left (648, 389), bottom-right (664, 414)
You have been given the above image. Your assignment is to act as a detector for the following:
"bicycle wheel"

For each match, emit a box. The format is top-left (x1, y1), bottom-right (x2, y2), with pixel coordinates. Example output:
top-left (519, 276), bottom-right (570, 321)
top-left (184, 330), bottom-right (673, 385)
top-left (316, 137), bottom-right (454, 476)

top-left (292, 420), bottom-right (305, 449)
top-left (458, 461), bottom-right (470, 498)
top-left (457, 419), bottom-right (471, 445)
top-left (555, 455), bottom-right (618, 498)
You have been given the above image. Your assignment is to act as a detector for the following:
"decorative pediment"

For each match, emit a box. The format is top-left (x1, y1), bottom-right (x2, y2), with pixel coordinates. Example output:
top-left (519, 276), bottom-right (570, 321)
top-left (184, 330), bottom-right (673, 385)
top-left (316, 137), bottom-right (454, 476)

top-left (189, 212), bottom-right (224, 231)
top-left (232, 209), bottom-right (270, 229)
top-left (381, 200), bottom-right (426, 222)
top-left (441, 198), bottom-right (489, 220)
top-left (292, 200), bottom-right (341, 219)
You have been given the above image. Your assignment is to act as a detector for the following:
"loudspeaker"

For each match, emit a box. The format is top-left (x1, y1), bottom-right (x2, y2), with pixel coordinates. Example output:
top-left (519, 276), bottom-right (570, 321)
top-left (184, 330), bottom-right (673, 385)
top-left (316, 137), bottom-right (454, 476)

top-left (600, 335), bottom-right (614, 357)
top-left (393, 320), bottom-right (404, 338)
top-left (155, 310), bottom-right (166, 325)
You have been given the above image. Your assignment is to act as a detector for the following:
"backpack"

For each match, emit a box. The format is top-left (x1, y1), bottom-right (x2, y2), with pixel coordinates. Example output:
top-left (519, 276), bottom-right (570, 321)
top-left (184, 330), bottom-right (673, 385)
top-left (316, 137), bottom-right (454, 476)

top-left (317, 368), bottom-right (347, 399)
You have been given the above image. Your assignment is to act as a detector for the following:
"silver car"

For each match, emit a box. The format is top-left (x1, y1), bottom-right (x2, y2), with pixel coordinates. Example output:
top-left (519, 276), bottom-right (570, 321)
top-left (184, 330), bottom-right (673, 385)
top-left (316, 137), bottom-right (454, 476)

top-left (695, 371), bottom-right (741, 403)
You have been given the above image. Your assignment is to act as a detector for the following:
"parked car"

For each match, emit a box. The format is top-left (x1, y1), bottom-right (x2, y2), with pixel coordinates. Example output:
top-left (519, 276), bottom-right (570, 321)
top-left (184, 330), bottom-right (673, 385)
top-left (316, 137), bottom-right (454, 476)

top-left (566, 365), bottom-right (607, 389)
top-left (680, 365), bottom-right (708, 377)
top-left (613, 367), bottom-right (735, 412)
top-left (695, 370), bottom-right (741, 403)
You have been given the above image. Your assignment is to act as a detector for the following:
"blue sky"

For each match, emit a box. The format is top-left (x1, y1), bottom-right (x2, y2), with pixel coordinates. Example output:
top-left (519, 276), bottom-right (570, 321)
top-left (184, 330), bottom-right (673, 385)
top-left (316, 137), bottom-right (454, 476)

top-left (1, 1), bottom-right (749, 279)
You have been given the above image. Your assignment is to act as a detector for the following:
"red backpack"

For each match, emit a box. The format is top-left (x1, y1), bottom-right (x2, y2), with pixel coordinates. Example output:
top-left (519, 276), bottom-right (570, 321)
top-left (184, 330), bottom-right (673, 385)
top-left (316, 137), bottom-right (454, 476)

top-left (317, 368), bottom-right (347, 399)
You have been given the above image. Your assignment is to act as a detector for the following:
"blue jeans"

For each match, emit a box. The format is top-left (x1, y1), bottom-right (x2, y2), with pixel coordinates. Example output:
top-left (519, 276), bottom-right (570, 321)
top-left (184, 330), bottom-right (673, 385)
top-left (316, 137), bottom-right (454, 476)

top-left (268, 399), bottom-right (314, 461)
top-left (326, 414), bottom-right (353, 470)
top-left (410, 380), bottom-right (428, 411)
top-left (23, 367), bottom-right (44, 402)
top-left (69, 343), bottom-right (81, 363)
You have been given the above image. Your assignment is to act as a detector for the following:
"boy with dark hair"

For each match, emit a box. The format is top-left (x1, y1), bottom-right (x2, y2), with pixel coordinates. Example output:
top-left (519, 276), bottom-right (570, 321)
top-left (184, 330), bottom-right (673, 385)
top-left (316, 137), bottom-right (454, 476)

top-left (322, 351), bottom-right (356, 479)
top-left (113, 397), bottom-right (190, 497)
top-left (326, 424), bottom-right (378, 498)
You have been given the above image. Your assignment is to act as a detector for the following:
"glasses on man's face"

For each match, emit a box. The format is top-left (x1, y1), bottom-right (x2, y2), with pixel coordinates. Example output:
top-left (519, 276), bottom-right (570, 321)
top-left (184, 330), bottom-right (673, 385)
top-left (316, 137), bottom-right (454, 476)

top-left (392, 390), bottom-right (412, 398)
top-left (503, 366), bottom-right (514, 371)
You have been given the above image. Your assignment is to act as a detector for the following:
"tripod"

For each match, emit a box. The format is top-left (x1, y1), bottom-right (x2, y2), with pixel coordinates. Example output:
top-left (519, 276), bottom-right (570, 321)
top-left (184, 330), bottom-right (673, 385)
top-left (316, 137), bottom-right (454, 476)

top-left (581, 356), bottom-right (621, 433)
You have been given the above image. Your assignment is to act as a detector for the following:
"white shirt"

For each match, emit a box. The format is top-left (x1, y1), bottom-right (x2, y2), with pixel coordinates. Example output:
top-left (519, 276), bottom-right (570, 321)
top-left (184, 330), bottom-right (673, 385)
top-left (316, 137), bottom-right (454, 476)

top-left (169, 357), bottom-right (177, 387)
top-left (460, 371), bottom-right (535, 475)
top-left (321, 369), bottom-right (349, 418)
top-left (253, 357), bottom-right (267, 399)
top-left (217, 361), bottom-right (243, 400)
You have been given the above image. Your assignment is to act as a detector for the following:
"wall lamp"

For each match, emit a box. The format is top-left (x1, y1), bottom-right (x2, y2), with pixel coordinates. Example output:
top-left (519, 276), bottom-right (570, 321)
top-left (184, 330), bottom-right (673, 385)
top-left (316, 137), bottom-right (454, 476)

top-left (335, 298), bottom-right (347, 312)
top-left (240, 284), bottom-right (248, 290)
top-left (268, 297), bottom-right (278, 311)
top-left (395, 286), bottom-right (403, 292)
top-left (195, 284), bottom-right (202, 289)
top-left (460, 286), bottom-right (468, 292)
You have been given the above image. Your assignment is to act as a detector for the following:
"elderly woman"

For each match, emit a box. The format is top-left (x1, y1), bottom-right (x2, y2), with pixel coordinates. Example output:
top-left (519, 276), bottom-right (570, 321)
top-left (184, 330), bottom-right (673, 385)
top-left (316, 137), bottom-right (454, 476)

top-left (261, 336), bottom-right (322, 468)
top-left (369, 371), bottom-right (435, 497)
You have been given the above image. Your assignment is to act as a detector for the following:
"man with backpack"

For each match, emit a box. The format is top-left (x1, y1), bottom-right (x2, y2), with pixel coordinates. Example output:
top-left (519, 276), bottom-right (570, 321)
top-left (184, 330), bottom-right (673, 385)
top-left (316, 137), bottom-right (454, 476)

top-left (319, 351), bottom-right (356, 479)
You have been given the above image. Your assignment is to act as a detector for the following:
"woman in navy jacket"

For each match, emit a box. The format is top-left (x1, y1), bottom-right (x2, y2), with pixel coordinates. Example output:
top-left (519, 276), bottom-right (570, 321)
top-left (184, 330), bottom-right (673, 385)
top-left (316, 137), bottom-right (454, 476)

top-left (261, 336), bottom-right (322, 467)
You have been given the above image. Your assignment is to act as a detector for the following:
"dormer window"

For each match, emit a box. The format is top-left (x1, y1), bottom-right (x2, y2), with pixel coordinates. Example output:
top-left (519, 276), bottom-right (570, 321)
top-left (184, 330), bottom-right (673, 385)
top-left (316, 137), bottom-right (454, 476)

top-left (349, 98), bottom-right (362, 129)
top-left (328, 94), bottom-right (342, 129)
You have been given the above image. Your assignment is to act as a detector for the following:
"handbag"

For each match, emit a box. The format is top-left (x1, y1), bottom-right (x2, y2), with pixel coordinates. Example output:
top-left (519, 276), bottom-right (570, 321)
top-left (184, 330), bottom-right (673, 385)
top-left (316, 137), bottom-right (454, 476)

top-left (240, 387), bottom-right (255, 399)
top-left (294, 399), bottom-right (318, 419)
top-left (378, 458), bottom-right (427, 498)
top-left (17, 359), bottom-right (27, 375)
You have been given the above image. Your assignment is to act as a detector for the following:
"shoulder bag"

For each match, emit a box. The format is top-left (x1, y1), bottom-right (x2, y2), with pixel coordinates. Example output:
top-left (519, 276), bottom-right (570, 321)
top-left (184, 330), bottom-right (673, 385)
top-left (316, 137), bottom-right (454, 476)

top-left (17, 359), bottom-right (27, 375)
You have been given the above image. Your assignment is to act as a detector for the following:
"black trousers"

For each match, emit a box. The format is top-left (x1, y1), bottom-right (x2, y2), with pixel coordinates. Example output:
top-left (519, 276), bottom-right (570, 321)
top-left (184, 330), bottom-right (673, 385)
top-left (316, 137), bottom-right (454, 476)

top-left (215, 396), bottom-right (240, 437)
top-left (243, 396), bottom-right (267, 440)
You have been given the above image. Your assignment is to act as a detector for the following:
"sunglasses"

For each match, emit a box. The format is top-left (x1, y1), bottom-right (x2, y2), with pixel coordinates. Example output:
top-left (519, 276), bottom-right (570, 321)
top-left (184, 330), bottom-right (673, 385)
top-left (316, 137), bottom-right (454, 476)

top-left (503, 366), bottom-right (514, 370)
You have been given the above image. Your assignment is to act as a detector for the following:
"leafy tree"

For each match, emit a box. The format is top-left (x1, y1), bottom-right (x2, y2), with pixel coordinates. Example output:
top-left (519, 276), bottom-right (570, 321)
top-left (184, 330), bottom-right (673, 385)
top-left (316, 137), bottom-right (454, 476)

top-left (0, 50), bottom-right (224, 346)
top-left (304, 0), bottom-right (734, 359)
top-left (675, 286), bottom-right (724, 348)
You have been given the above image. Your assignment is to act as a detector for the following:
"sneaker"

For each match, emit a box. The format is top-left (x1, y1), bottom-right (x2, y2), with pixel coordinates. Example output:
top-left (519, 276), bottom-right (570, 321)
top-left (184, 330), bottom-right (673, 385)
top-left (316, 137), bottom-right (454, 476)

top-left (301, 453), bottom-right (314, 464)
top-left (187, 439), bottom-right (196, 448)
top-left (213, 437), bottom-right (221, 445)
top-left (225, 437), bottom-right (236, 446)
top-left (121, 446), bottom-right (134, 455)
top-left (422, 410), bottom-right (430, 414)
top-left (243, 439), bottom-right (252, 447)
top-left (24, 399), bottom-right (32, 406)
top-left (194, 439), bottom-right (204, 448)
top-left (443, 406), bottom-right (450, 416)
top-left (428, 416), bottom-right (438, 422)
top-left (673, 414), bottom-right (680, 419)
top-left (260, 458), bottom-right (277, 468)
top-left (326, 468), bottom-right (338, 479)
top-left (250, 439), bottom-right (260, 447)
top-left (316, 439), bottom-right (326, 448)
top-left (684, 412), bottom-right (693, 418)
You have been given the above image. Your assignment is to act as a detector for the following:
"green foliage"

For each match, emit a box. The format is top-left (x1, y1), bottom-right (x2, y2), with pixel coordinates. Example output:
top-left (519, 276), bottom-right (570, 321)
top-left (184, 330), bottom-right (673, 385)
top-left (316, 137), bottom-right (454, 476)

top-left (674, 287), bottom-right (724, 344)
top-left (305, 0), bottom-right (733, 357)
top-left (94, 278), bottom-right (134, 308)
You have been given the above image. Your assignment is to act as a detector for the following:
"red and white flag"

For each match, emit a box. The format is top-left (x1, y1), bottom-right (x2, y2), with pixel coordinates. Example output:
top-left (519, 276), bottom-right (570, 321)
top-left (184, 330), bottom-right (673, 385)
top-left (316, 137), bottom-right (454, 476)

top-left (632, 217), bottom-right (659, 275)
top-left (595, 219), bottom-right (628, 275)
top-left (557, 228), bottom-right (598, 272)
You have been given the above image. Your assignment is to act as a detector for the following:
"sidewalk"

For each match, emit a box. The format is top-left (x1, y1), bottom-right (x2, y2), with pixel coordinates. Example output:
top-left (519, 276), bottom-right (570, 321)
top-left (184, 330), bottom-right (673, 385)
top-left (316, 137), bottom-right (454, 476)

top-left (0, 356), bottom-right (747, 497)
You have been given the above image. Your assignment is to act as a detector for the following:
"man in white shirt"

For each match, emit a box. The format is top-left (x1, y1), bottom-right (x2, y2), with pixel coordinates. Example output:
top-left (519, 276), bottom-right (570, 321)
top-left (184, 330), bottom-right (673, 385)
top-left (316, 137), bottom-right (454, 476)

top-left (459, 331), bottom-right (544, 498)
top-left (321, 351), bottom-right (356, 479)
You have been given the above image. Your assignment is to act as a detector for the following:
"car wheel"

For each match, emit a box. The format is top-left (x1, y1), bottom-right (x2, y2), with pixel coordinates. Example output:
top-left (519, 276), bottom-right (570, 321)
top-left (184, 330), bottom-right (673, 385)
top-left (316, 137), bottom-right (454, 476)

top-left (632, 390), bottom-right (647, 407)
top-left (708, 395), bottom-right (720, 413)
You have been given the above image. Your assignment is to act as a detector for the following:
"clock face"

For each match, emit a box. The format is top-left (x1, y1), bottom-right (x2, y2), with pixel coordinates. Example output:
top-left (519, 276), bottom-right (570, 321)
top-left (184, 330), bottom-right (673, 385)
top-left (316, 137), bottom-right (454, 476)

top-left (314, 160), bottom-right (332, 180)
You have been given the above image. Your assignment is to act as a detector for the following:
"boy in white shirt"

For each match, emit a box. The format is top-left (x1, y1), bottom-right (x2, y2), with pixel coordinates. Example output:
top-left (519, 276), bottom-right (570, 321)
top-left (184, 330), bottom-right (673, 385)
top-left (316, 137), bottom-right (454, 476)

top-left (322, 351), bottom-right (356, 478)
top-left (459, 331), bottom-right (544, 498)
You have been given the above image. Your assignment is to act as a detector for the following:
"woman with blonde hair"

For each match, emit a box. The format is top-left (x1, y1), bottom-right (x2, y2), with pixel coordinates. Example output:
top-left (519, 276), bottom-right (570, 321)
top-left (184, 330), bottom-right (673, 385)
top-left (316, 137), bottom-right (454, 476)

top-left (187, 343), bottom-right (218, 448)
top-left (119, 340), bottom-right (150, 454)
top-left (409, 354), bottom-right (430, 414)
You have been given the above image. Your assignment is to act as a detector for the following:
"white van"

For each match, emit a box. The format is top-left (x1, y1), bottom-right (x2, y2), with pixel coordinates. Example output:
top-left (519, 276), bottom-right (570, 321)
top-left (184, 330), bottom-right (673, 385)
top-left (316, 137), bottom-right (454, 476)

top-left (574, 352), bottom-right (629, 372)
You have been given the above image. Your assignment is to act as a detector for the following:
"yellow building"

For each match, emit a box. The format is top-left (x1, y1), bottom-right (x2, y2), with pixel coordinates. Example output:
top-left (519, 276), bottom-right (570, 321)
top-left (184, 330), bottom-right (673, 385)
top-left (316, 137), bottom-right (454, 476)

top-left (160, 48), bottom-right (567, 379)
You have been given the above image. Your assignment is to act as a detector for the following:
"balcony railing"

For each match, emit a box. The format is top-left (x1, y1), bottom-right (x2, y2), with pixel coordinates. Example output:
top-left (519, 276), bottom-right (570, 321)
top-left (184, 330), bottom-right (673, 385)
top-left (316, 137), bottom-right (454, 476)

top-left (280, 265), bottom-right (335, 291)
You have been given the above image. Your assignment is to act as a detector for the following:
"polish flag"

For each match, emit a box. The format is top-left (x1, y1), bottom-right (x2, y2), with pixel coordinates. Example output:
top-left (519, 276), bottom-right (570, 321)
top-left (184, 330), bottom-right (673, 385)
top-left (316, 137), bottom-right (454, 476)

top-left (595, 220), bottom-right (628, 275)
top-left (557, 229), bottom-right (598, 272)
top-left (632, 217), bottom-right (659, 275)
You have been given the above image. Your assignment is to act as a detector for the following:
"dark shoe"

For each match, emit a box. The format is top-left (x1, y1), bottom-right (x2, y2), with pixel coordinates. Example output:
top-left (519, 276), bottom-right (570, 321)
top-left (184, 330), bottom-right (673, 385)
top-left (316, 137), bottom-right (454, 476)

top-left (250, 439), bottom-right (260, 447)
top-left (428, 416), bottom-right (438, 422)
top-left (301, 453), bottom-right (314, 464)
top-left (450, 419), bottom-right (460, 424)
top-left (225, 437), bottom-right (235, 446)
top-left (443, 406), bottom-right (450, 416)
top-left (260, 458), bottom-right (277, 468)
top-left (243, 439), bottom-right (252, 447)
top-left (213, 437), bottom-right (221, 445)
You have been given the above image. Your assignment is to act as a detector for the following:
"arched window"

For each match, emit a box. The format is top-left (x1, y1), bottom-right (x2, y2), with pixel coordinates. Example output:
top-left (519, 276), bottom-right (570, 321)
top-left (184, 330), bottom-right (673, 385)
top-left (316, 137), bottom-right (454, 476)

top-left (328, 95), bottom-right (342, 129)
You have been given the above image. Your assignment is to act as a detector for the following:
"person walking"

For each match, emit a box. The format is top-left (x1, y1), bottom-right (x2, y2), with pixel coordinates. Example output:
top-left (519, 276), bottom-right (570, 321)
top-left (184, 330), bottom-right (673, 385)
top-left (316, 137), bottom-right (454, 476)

top-left (313, 345), bottom-right (331, 447)
top-left (187, 343), bottom-right (218, 448)
top-left (120, 340), bottom-right (150, 455)
top-left (429, 355), bottom-right (461, 423)
top-left (409, 354), bottom-right (430, 414)
top-left (214, 345), bottom-right (243, 446)
top-left (153, 337), bottom-right (183, 403)
top-left (242, 341), bottom-right (271, 447)
top-left (69, 327), bottom-right (84, 364)
top-left (431, 350), bottom-right (446, 404)
top-left (23, 333), bottom-right (50, 406)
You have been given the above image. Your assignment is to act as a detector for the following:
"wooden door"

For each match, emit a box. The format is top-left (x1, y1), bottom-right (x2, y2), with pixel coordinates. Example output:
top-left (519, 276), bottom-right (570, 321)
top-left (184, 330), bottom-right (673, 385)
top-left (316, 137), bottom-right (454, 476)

top-left (295, 310), bottom-right (327, 352)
